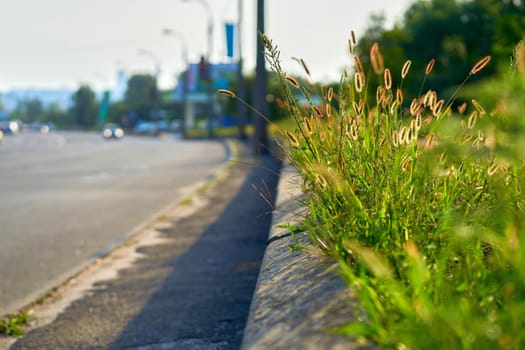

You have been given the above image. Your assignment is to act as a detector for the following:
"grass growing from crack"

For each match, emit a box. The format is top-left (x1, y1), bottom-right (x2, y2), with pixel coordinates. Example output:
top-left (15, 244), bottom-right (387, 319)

top-left (222, 34), bottom-right (525, 349)
top-left (0, 311), bottom-right (31, 337)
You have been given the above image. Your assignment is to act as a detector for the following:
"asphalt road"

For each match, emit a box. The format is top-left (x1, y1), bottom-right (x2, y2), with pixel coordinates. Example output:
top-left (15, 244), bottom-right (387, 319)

top-left (0, 130), bottom-right (228, 316)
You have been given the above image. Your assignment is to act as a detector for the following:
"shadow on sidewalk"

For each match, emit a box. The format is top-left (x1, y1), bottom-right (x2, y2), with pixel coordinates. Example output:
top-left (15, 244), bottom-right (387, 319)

top-left (105, 152), bottom-right (282, 349)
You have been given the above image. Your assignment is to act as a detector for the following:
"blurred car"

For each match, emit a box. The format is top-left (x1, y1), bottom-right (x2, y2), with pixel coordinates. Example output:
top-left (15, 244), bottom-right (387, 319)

top-left (102, 123), bottom-right (124, 139)
top-left (0, 120), bottom-right (21, 135)
top-left (133, 121), bottom-right (157, 135)
top-left (31, 121), bottom-right (55, 134)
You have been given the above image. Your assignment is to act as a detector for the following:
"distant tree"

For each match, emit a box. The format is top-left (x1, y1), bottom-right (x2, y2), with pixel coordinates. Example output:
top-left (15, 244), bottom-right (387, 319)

top-left (24, 99), bottom-right (44, 123)
top-left (71, 85), bottom-right (98, 127)
top-left (356, 0), bottom-right (524, 99)
top-left (8, 98), bottom-right (44, 123)
top-left (124, 74), bottom-right (158, 122)
top-left (44, 103), bottom-right (70, 127)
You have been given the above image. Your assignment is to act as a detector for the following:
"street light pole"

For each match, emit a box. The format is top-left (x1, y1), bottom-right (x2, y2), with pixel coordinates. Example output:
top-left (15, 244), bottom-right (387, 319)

top-left (237, 0), bottom-right (247, 140)
top-left (163, 28), bottom-right (189, 138)
top-left (181, 0), bottom-right (214, 138)
top-left (253, 0), bottom-right (269, 154)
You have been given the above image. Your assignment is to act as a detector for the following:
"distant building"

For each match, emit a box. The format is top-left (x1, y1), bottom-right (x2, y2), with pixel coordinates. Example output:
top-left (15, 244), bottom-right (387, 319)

top-left (171, 62), bottom-right (238, 129)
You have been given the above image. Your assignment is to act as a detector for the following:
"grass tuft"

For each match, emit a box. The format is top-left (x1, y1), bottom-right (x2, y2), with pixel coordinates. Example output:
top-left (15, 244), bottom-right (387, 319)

top-left (259, 32), bottom-right (525, 349)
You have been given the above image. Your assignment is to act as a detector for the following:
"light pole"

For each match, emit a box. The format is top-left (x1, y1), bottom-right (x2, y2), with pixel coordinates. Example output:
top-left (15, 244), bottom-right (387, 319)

top-left (181, 0), bottom-right (214, 137)
top-left (253, 0), bottom-right (269, 154)
top-left (237, 0), bottom-right (247, 140)
top-left (138, 49), bottom-right (161, 120)
top-left (163, 28), bottom-right (189, 137)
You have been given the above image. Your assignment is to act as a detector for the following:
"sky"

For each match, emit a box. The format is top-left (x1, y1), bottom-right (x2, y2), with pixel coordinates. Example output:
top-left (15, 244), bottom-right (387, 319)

top-left (0, 0), bottom-right (414, 92)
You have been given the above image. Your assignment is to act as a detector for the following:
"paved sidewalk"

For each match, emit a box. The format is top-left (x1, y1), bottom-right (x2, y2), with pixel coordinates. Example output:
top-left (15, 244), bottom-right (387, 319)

top-left (7, 141), bottom-right (282, 350)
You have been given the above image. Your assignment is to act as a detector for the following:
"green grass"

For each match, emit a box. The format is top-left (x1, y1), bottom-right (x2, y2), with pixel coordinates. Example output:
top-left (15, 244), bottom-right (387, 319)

top-left (0, 311), bottom-right (31, 337)
top-left (238, 34), bottom-right (525, 349)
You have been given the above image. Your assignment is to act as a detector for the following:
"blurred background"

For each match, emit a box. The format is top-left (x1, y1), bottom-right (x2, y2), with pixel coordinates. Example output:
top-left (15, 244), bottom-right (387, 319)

top-left (0, 0), bottom-right (416, 134)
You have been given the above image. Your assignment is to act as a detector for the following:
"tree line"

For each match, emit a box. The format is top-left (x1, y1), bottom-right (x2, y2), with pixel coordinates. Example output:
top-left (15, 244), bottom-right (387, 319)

top-left (354, 0), bottom-right (524, 99)
top-left (3, 74), bottom-right (163, 130)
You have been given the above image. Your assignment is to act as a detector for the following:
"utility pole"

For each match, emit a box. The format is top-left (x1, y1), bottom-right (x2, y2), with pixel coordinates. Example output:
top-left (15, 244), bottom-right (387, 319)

top-left (253, 0), bottom-right (269, 154)
top-left (237, 0), bottom-right (247, 140)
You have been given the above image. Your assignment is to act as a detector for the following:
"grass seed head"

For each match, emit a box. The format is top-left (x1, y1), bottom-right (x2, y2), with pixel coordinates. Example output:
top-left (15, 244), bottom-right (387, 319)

top-left (313, 105), bottom-right (323, 117)
top-left (467, 111), bottom-right (478, 129)
top-left (471, 99), bottom-right (486, 116)
top-left (410, 98), bottom-right (421, 116)
top-left (217, 89), bottom-right (236, 98)
top-left (470, 55), bottom-right (491, 75)
top-left (370, 42), bottom-right (385, 74)
top-left (392, 130), bottom-right (399, 147)
top-left (513, 39), bottom-right (525, 73)
top-left (425, 58), bottom-right (436, 75)
top-left (376, 86), bottom-right (385, 104)
top-left (401, 60), bottom-right (412, 79)
top-left (424, 133), bottom-right (436, 148)
top-left (286, 131), bottom-right (300, 147)
top-left (384, 68), bottom-right (392, 90)
top-left (487, 163), bottom-right (499, 176)
top-left (354, 55), bottom-right (365, 80)
top-left (285, 75), bottom-right (300, 89)
top-left (458, 102), bottom-right (467, 114)
top-left (354, 72), bottom-right (364, 93)
top-left (396, 88), bottom-right (403, 105)
top-left (351, 30), bottom-right (357, 45)
top-left (303, 116), bottom-right (314, 136)
top-left (327, 87), bottom-right (334, 102)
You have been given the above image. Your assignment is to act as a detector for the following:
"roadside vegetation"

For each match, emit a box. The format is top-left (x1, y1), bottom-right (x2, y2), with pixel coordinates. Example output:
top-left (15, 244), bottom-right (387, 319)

top-left (262, 33), bottom-right (525, 348)
top-left (220, 26), bottom-right (525, 350)
top-left (0, 311), bottom-right (31, 337)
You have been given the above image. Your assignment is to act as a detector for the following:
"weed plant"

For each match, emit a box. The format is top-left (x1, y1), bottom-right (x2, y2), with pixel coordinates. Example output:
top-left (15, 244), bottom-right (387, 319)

top-left (219, 34), bottom-right (525, 349)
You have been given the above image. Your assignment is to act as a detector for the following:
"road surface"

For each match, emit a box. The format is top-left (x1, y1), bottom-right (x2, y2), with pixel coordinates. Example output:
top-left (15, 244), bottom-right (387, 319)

top-left (0, 130), bottom-right (227, 316)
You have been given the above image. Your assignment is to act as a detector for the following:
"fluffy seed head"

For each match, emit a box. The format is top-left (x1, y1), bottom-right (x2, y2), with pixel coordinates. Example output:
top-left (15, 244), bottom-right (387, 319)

top-left (458, 102), bottom-right (467, 114)
top-left (354, 72), bottom-right (364, 93)
top-left (432, 99), bottom-right (444, 117)
top-left (300, 58), bottom-right (311, 76)
top-left (350, 121), bottom-right (359, 140)
top-left (424, 133), bottom-right (436, 148)
top-left (467, 111), bottom-right (478, 129)
top-left (401, 60), bottom-right (412, 79)
top-left (425, 58), bottom-right (436, 75)
top-left (286, 131), bottom-right (300, 147)
top-left (396, 88), bottom-right (403, 105)
top-left (392, 130), bottom-right (399, 147)
top-left (470, 56), bottom-right (491, 75)
top-left (217, 89), bottom-right (236, 98)
top-left (376, 86), bottom-right (385, 104)
top-left (285, 75), bottom-right (300, 88)
top-left (410, 99), bottom-right (421, 116)
top-left (370, 42), bottom-right (385, 74)
top-left (384, 68), bottom-right (392, 90)
top-left (471, 99), bottom-right (486, 116)
top-left (354, 55), bottom-right (365, 80)
top-left (487, 164), bottom-right (499, 177)
top-left (514, 39), bottom-right (525, 73)
top-left (313, 105), bottom-right (323, 117)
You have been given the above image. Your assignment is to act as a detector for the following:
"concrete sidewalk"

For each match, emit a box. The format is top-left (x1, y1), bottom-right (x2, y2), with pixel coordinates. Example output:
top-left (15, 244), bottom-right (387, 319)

top-left (6, 140), bottom-right (282, 350)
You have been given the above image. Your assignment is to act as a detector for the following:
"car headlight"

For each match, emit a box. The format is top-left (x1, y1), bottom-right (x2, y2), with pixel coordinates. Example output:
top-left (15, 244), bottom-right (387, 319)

top-left (9, 121), bottom-right (19, 133)
top-left (114, 128), bottom-right (124, 138)
top-left (103, 129), bottom-right (112, 138)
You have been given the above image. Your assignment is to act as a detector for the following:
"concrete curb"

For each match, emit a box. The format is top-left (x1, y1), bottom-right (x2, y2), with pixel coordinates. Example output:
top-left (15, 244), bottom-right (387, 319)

top-left (241, 164), bottom-right (373, 349)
